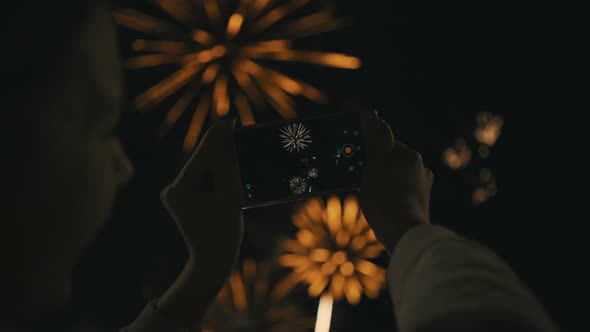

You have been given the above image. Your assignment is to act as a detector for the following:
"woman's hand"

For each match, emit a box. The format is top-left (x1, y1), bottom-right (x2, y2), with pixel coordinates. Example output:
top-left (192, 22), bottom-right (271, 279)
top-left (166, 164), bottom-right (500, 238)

top-left (360, 111), bottom-right (433, 254)
top-left (157, 118), bottom-right (243, 328)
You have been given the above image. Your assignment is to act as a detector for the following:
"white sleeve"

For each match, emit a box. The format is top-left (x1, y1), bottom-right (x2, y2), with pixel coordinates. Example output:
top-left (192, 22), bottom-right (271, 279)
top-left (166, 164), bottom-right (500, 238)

top-left (388, 225), bottom-right (559, 332)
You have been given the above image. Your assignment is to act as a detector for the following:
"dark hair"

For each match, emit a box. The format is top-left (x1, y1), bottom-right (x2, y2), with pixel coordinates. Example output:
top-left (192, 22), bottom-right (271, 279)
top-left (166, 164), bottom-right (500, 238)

top-left (2, 1), bottom-right (97, 108)
top-left (1, 1), bottom-right (104, 171)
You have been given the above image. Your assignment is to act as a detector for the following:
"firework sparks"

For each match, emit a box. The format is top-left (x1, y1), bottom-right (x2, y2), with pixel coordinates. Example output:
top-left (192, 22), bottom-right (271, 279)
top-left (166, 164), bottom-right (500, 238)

top-left (308, 168), bottom-right (319, 178)
top-left (203, 259), bottom-right (315, 332)
top-left (475, 112), bottom-right (504, 146)
top-left (114, 0), bottom-right (360, 152)
top-left (473, 168), bottom-right (497, 205)
top-left (442, 138), bottom-right (472, 170)
top-left (277, 196), bottom-right (386, 305)
top-left (444, 112), bottom-right (504, 205)
top-left (289, 176), bottom-right (309, 194)
top-left (280, 122), bottom-right (312, 152)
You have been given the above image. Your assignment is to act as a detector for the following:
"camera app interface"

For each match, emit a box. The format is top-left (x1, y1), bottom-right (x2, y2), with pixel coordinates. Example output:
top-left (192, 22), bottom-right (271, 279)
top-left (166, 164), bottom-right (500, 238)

top-left (237, 112), bottom-right (366, 207)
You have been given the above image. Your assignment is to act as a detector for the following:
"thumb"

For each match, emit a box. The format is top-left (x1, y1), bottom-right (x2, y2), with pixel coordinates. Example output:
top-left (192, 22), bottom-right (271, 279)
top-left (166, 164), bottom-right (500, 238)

top-left (360, 110), bottom-right (395, 163)
top-left (161, 117), bottom-right (236, 209)
top-left (213, 118), bottom-right (242, 206)
top-left (174, 117), bottom-right (235, 187)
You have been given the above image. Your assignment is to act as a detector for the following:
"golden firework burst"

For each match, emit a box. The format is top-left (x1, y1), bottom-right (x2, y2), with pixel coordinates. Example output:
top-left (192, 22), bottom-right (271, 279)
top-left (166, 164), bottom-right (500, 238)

top-left (442, 138), bottom-right (472, 170)
top-left (443, 112), bottom-right (504, 205)
top-left (203, 259), bottom-right (315, 332)
top-left (114, 0), bottom-right (361, 151)
top-left (276, 195), bottom-right (386, 305)
top-left (475, 112), bottom-right (504, 147)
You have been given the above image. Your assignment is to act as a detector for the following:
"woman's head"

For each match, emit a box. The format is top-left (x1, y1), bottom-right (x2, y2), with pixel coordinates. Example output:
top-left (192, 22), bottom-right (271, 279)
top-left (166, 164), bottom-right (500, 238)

top-left (1, 0), bottom-right (133, 320)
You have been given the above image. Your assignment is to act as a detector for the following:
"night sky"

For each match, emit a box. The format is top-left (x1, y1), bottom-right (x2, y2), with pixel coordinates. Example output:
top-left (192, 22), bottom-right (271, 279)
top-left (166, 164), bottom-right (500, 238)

top-left (67, 1), bottom-right (589, 331)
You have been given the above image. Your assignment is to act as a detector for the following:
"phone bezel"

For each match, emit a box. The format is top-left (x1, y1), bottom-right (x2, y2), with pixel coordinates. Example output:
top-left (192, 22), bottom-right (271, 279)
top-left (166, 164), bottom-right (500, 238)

top-left (235, 109), bottom-right (369, 209)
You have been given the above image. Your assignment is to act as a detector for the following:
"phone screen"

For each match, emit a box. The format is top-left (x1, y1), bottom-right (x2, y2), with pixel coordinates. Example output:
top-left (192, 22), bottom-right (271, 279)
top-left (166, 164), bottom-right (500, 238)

top-left (236, 111), bottom-right (366, 208)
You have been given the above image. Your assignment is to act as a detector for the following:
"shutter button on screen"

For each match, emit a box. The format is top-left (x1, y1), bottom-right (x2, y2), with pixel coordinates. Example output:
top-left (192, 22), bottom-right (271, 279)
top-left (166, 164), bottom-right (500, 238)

top-left (342, 144), bottom-right (355, 157)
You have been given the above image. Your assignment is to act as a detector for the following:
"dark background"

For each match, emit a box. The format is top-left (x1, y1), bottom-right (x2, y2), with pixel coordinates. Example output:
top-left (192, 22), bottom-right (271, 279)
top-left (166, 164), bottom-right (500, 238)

top-left (68, 1), bottom-right (589, 331)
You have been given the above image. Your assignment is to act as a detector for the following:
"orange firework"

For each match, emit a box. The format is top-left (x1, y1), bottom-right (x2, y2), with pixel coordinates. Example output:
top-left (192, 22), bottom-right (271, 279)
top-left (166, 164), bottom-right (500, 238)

top-left (276, 196), bottom-right (386, 305)
top-left (475, 112), bottom-right (504, 146)
top-left (203, 259), bottom-right (315, 332)
top-left (443, 112), bottom-right (504, 205)
top-left (472, 168), bottom-right (497, 205)
top-left (442, 138), bottom-right (472, 170)
top-left (114, 0), bottom-right (360, 151)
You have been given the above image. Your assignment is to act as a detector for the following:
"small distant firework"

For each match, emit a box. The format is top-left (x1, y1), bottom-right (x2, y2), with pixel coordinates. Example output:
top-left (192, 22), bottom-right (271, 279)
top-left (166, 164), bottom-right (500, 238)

top-left (308, 168), bottom-right (319, 178)
top-left (289, 176), bottom-right (309, 194)
top-left (443, 112), bottom-right (504, 205)
top-left (442, 138), bottom-right (472, 170)
top-left (474, 112), bottom-right (504, 159)
top-left (475, 112), bottom-right (504, 147)
top-left (203, 259), bottom-right (314, 332)
top-left (114, 0), bottom-right (361, 152)
top-left (280, 122), bottom-right (312, 152)
top-left (276, 196), bottom-right (386, 305)
top-left (472, 168), bottom-right (497, 205)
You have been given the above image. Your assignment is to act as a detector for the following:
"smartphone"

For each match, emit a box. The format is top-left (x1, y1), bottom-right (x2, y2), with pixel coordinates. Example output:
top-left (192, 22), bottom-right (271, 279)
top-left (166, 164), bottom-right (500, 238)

top-left (236, 111), bottom-right (367, 209)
